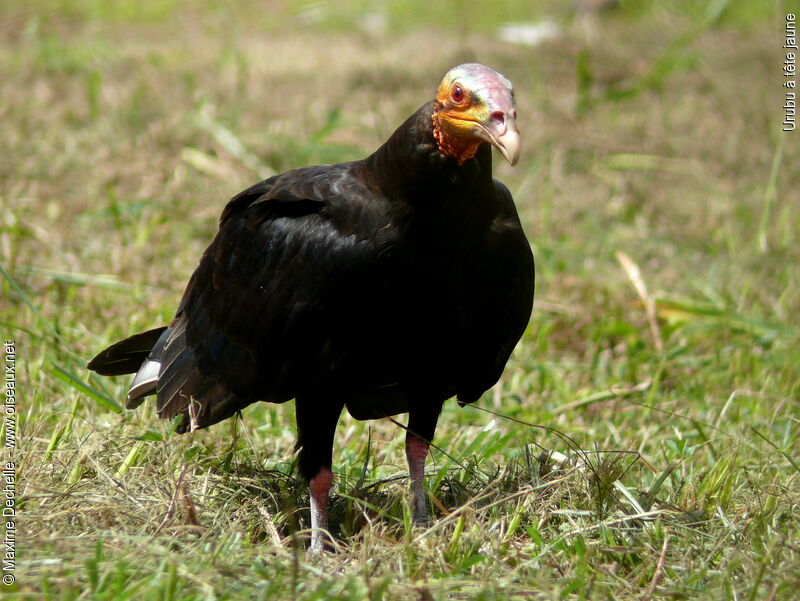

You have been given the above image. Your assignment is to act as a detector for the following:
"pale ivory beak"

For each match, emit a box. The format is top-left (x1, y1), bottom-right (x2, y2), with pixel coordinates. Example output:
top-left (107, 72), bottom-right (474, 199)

top-left (476, 110), bottom-right (520, 166)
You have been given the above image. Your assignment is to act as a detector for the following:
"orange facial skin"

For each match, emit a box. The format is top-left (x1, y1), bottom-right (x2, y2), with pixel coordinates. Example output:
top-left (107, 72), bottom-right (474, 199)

top-left (431, 63), bottom-right (520, 167)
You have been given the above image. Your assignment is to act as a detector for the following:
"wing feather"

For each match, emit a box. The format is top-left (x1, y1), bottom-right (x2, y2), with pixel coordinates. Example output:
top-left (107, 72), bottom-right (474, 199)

top-left (153, 164), bottom-right (385, 431)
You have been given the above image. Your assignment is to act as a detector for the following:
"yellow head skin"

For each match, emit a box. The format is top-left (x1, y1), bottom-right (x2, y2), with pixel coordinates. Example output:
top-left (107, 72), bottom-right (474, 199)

top-left (432, 63), bottom-right (520, 167)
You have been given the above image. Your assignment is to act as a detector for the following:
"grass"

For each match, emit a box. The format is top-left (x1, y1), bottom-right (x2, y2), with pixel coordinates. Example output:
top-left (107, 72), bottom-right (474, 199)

top-left (2, 0), bottom-right (799, 599)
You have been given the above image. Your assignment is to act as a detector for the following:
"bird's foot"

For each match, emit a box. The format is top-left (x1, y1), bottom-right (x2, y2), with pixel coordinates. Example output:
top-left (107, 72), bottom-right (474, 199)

top-left (412, 505), bottom-right (430, 526)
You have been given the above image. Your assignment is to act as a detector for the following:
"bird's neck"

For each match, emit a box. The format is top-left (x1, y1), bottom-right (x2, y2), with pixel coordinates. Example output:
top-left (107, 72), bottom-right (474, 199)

top-left (362, 101), bottom-right (494, 206)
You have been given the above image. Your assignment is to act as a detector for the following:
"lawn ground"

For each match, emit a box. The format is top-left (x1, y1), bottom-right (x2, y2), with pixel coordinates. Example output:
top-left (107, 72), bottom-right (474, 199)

top-left (1, 1), bottom-right (799, 599)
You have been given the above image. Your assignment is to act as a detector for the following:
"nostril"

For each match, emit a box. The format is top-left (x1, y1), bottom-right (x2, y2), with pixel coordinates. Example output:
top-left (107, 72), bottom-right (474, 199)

top-left (489, 110), bottom-right (506, 127)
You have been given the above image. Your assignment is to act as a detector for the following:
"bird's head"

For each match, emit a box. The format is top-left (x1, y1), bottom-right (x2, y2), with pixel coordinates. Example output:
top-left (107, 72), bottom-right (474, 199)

top-left (432, 63), bottom-right (520, 167)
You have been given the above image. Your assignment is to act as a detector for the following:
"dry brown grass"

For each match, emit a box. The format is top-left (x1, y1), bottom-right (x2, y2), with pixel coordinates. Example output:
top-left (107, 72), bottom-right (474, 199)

top-left (3, 1), bottom-right (799, 599)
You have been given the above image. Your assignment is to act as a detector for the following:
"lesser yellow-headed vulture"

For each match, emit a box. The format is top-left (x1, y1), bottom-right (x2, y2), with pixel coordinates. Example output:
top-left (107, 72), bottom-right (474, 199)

top-left (88, 63), bottom-right (535, 551)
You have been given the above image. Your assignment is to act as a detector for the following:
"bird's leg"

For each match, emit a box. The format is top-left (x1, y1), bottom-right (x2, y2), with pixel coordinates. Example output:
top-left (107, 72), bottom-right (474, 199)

top-left (295, 398), bottom-right (343, 552)
top-left (405, 433), bottom-right (430, 523)
top-left (406, 402), bottom-right (443, 524)
top-left (308, 466), bottom-right (333, 551)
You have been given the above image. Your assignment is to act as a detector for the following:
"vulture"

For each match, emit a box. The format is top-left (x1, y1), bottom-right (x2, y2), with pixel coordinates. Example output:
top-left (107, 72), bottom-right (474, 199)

top-left (88, 63), bottom-right (535, 551)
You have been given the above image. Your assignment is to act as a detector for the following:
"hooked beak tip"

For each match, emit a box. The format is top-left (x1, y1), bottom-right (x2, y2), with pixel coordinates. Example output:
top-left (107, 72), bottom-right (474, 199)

top-left (493, 126), bottom-right (520, 167)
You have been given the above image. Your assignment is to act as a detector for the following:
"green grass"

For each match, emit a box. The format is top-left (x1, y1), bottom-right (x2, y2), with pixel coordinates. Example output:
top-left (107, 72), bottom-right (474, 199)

top-left (2, 0), bottom-right (799, 599)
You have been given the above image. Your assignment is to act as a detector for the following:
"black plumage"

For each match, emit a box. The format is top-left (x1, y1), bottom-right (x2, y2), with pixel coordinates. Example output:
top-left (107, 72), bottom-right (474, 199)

top-left (88, 63), bottom-right (534, 550)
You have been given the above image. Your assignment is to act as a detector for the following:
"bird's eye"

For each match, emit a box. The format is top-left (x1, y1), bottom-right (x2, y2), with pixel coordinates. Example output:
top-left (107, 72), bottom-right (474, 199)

top-left (451, 85), bottom-right (465, 103)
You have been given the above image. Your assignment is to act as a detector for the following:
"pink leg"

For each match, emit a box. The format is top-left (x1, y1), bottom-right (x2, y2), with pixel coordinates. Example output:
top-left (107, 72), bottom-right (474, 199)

top-left (309, 467), bottom-right (333, 552)
top-left (405, 434), bottom-right (430, 523)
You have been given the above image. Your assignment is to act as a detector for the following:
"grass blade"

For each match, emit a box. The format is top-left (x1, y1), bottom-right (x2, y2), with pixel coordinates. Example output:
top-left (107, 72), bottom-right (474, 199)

top-left (52, 362), bottom-right (123, 414)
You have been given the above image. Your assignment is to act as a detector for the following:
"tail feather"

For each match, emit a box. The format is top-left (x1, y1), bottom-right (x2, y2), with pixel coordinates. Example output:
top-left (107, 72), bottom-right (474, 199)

top-left (126, 358), bottom-right (161, 409)
top-left (88, 320), bottom-right (252, 433)
top-left (125, 326), bottom-right (170, 408)
top-left (156, 347), bottom-right (197, 418)
top-left (87, 327), bottom-right (168, 376)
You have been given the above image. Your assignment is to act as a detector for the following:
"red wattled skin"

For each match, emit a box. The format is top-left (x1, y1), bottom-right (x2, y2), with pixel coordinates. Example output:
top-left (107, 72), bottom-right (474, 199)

top-left (432, 110), bottom-right (481, 165)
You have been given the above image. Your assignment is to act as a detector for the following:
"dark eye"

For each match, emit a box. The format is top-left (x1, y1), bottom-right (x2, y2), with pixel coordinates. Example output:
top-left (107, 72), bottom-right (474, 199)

top-left (451, 85), bottom-right (465, 103)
